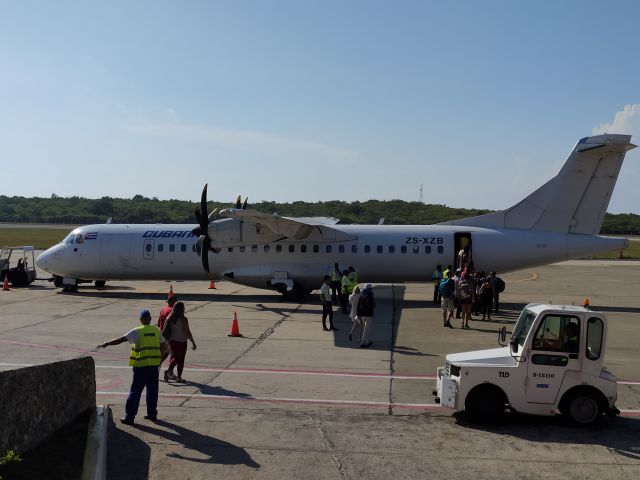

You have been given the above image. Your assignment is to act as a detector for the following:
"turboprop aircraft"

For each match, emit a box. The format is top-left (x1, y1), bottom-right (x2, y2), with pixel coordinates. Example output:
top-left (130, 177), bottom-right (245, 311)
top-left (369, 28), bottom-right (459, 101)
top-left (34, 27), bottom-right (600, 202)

top-left (36, 134), bottom-right (635, 298)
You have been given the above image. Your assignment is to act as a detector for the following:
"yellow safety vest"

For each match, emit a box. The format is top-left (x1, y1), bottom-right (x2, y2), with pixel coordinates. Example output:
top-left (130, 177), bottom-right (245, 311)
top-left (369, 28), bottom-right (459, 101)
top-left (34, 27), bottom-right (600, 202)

top-left (348, 272), bottom-right (357, 291)
top-left (330, 267), bottom-right (341, 282)
top-left (341, 275), bottom-right (350, 294)
top-left (129, 325), bottom-right (162, 367)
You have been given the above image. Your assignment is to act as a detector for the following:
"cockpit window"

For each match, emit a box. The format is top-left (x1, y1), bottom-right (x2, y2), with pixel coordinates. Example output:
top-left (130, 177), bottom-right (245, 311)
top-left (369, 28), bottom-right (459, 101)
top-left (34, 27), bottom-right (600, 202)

top-left (75, 234), bottom-right (84, 244)
top-left (63, 233), bottom-right (75, 245)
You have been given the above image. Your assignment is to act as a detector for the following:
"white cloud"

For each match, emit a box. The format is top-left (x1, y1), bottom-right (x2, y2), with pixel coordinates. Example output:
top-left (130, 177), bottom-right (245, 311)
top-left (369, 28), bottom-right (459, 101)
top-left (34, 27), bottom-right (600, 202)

top-left (592, 104), bottom-right (640, 136)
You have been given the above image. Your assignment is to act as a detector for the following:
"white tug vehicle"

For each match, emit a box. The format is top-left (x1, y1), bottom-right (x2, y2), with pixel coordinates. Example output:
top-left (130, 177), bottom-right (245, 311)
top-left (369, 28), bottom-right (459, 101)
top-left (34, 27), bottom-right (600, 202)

top-left (435, 304), bottom-right (619, 425)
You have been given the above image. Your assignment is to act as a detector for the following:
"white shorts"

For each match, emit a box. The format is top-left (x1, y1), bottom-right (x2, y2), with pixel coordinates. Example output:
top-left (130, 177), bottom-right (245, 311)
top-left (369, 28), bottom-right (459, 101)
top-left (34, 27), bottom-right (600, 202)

top-left (441, 297), bottom-right (454, 312)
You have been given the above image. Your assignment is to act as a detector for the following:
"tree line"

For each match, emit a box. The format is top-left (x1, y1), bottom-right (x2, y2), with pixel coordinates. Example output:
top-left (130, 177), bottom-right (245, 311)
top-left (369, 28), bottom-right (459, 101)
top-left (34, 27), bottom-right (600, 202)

top-left (0, 195), bottom-right (638, 233)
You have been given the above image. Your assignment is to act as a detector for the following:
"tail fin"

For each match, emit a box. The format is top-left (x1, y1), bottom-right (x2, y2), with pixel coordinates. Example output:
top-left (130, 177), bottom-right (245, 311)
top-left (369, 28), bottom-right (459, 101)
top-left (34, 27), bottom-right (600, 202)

top-left (442, 134), bottom-right (636, 234)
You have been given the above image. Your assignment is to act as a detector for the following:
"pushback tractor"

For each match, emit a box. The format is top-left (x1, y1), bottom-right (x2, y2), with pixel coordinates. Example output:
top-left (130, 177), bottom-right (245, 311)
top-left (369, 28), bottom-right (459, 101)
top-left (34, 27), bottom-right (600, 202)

top-left (434, 304), bottom-right (619, 425)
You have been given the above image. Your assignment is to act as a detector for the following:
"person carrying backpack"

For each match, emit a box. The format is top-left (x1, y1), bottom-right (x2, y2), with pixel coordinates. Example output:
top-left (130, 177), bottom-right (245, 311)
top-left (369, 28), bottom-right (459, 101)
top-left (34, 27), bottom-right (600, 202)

top-left (357, 284), bottom-right (376, 348)
top-left (439, 271), bottom-right (455, 328)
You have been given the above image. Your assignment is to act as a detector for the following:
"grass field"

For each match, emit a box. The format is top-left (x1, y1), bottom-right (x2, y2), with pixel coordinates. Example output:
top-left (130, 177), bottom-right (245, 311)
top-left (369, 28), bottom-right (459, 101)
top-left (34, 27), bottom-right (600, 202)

top-left (0, 228), bottom-right (69, 249)
top-left (1, 227), bottom-right (639, 259)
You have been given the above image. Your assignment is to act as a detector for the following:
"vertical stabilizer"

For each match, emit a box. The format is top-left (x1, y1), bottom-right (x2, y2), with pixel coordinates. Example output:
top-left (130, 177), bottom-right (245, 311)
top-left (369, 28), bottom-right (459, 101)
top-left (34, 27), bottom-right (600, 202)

top-left (441, 134), bottom-right (635, 234)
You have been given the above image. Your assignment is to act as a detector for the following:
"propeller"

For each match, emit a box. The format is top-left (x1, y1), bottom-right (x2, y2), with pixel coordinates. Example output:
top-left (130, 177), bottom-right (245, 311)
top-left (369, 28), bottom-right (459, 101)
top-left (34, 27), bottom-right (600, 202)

top-left (192, 184), bottom-right (213, 274)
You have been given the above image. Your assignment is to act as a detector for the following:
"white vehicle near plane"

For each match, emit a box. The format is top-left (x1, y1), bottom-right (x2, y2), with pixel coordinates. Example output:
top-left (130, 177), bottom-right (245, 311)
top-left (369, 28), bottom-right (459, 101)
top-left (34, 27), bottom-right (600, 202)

top-left (36, 134), bottom-right (635, 297)
top-left (434, 303), bottom-right (618, 425)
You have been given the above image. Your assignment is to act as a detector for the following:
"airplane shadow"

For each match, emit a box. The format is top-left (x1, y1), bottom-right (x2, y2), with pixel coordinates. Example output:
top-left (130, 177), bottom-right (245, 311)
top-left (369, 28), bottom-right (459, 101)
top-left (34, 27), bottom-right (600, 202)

top-left (454, 412), bottom-right (640, 458)
top-left (134, 419), bottom-right (260, 468)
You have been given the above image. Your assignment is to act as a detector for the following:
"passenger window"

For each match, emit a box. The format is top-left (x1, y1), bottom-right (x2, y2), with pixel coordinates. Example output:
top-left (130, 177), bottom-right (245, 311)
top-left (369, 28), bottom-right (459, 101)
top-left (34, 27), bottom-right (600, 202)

top-left (389, 246), bottom-right (395, 253)
top-left (401, 246), bottom-right (407, 254)
top-left (181, 244), bottom-right (187, 252)
top-left (169, 244), bottom-right (175, 252)
top-left (228, 247), bottom-right (233, 253)
top-left (376, 245), bottom-right (383, 253)
top-left (339, 245), bottom-right (345, 253)
top-left (313, 245), bottom-right (319, 253)
top-left (351, 245), bottom-right (358, 253)
top-left (364, 245), bottom-right (371, 253)
top-left (251, 245), bottom-right (258, 253)
top-left (586, 317), bottom-right (604, 360)
top-left (301, 245), bottom-right (307, 253)
top-left (289, 245), bottom-right (295, 253)
top-left (145, 244), bottom-right (152, 252)
top-left (325, 245), bottom-right (332, 253)
top-left (264, 245), bottom-right (270, 253)
top-left (425, 246), bottom-right (431, 254)
top-left (276, 244), bottom-right (282, 253)
top-left (239, 246), bottom-right (245, 253)
top-left (158, 244), bottom-right (164, 252)
top-left (437, 246), bottom-right (444, 254)
top-left (413, 246), bottom-right (419, 254)
top-left (532, 315), bottom-right (579, 353)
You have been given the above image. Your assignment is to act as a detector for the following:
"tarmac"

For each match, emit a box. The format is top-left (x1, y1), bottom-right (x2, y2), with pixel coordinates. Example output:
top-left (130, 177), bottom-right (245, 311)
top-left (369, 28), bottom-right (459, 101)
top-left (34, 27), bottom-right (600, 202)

top-left (1, 260), bottom-right (639, 479)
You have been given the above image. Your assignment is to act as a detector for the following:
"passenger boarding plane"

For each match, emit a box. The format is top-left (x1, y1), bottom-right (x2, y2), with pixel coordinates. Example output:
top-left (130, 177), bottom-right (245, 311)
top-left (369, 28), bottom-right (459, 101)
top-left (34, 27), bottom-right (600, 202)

top-left (36, 134), bottom-right (635, 298)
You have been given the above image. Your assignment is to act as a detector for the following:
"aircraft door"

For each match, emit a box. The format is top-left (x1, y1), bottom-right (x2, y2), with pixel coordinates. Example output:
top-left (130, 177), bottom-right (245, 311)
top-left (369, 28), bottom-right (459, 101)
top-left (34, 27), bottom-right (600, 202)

top-left (143, 239), bottom-right (154, 260)
top-left (453, 232), bottom-right (472, 270)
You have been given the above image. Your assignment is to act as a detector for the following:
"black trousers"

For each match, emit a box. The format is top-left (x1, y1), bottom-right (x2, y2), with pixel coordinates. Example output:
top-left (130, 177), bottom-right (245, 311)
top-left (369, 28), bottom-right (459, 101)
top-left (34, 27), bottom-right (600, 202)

top-left (433, 284), bottom-right (441, 304)
top-left (331, 281), bottom-right (340, 305)
top-left (494, 292), bottom-right (500, 313)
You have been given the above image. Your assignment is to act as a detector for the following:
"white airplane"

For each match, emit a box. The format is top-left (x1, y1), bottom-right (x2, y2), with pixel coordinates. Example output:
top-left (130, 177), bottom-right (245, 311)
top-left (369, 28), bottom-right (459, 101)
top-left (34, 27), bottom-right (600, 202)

top-left (36, 134), bottom-right (635, 298)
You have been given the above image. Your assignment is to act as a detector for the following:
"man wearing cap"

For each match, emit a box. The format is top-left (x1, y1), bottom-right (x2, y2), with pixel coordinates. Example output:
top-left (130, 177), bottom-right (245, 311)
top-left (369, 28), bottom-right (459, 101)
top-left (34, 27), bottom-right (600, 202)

top-left (97, 309), bottom-right (167, 425)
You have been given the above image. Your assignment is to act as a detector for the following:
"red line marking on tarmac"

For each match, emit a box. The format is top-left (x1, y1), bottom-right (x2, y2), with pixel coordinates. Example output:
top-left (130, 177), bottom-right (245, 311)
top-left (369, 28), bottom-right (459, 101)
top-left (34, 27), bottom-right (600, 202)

top-left (96, 391), bottom-right (444, 411)
top-left (2, 339), bottom-right (640, 385)
top-left (95, 390), bottom-right (640, 417)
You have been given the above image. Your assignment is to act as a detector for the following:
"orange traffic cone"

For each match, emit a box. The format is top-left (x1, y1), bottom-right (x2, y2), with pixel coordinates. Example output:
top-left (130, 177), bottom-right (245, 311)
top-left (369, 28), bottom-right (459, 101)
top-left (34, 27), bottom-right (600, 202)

top-left (228, 312), bottom-right (243, 337)
top-left (583, 297), bottom-right (590, 308)
top-left (208, 280), bottom-right (216, 289)
top-left (168, 285), bottom-right (174, 299)
top-left (2, 275), bottom-right (9, 291)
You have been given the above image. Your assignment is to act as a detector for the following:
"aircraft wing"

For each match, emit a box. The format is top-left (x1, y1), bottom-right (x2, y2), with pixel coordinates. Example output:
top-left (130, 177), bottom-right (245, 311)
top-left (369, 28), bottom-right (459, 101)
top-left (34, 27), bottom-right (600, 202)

top-left (218, 208), bottom-right (356, 241)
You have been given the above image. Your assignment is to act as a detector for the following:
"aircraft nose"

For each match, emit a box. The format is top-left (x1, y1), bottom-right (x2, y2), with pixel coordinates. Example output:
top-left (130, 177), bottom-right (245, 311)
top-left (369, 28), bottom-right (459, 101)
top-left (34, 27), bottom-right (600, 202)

top-left (36, 250), bottom-right (50, 270)
top-left (36, 249), bottom-right (52, 271)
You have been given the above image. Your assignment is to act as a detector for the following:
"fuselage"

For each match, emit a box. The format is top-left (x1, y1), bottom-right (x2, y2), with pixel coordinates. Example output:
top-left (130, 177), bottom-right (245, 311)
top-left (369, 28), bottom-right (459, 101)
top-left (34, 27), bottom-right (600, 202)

top-left (36, 223), bottom-right (627, 292)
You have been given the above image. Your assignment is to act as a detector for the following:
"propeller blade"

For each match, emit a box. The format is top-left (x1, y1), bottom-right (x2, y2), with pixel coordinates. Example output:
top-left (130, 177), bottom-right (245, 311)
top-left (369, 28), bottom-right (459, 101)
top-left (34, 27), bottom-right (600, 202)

top-left (242, 197), bottom-right (248, 210)
top-left (208, 208), bottom-right (218, 220)
top-left (235, 195), bottom-right (242, 209)
top-left (201, 241), bottom-right (210, 273)
top-left (199, 184), bottom-right (209, 229)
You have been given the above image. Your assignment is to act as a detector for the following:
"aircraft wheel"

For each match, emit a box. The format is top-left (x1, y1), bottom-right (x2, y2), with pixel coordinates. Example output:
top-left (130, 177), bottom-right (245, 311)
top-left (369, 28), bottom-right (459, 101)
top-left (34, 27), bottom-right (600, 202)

top-left (94, 280), bottom-right (106, 288)
top-left (53, 276), bottom-right (63, 288)
top-left (566, 392), bottom-right (601, 426)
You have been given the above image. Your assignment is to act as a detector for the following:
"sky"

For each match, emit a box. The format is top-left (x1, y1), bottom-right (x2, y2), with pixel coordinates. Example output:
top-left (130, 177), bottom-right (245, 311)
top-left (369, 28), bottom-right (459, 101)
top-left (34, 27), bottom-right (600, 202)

top-left (0, 0), bottom-right (639, 213)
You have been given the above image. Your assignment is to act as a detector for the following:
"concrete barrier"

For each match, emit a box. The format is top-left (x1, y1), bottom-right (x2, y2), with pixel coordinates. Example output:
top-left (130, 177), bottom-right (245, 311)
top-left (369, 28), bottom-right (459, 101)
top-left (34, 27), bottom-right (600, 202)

top-left (0, 357), bottom-right (96, 453)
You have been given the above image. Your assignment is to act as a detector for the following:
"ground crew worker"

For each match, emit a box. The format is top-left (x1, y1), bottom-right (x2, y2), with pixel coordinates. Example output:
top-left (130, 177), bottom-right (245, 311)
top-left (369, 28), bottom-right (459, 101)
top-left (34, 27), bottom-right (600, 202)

top-left (340, 269), bottom-right (350, 314)
top-left (97, 309), bottom-right (168, 425)
top-left (330, 262), bottom-right (341, 305)
top-left (320, 275), bottom-right (336, 331)
top-left (348, 266), bottom-right (358, 292)
top-left (432, 264), bottom-right (443, 305)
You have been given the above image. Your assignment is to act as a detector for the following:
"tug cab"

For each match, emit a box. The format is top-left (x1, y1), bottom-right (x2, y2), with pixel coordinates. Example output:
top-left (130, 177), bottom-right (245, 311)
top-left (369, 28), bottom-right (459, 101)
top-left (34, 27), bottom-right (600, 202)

top-left (435, 304), bottom-right (618, 425)
top-left (0, 246), bottom-right (37, 287)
